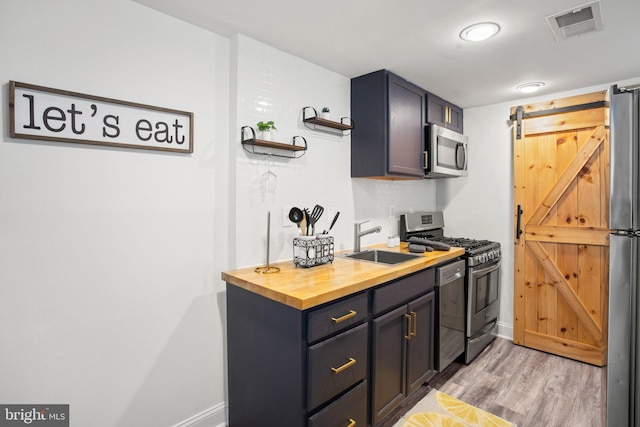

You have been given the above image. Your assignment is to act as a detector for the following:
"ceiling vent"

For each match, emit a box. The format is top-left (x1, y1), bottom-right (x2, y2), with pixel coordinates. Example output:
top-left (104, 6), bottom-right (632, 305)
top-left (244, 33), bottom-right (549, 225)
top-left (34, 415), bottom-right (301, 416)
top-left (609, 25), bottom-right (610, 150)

top-left (546, 1), bottom-right (603, 41)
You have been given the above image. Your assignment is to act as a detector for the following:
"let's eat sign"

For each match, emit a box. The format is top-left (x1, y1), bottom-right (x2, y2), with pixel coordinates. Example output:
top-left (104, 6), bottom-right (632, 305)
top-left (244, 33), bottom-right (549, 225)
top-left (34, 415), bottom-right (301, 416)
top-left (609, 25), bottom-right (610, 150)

top-left (9, 81), bottom-right (193, 153)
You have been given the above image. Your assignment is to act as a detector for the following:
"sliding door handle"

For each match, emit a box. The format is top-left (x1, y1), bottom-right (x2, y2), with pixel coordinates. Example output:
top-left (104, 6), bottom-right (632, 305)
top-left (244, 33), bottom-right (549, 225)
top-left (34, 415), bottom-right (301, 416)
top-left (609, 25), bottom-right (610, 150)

top-left (516, 205), bottom-right (524, 240)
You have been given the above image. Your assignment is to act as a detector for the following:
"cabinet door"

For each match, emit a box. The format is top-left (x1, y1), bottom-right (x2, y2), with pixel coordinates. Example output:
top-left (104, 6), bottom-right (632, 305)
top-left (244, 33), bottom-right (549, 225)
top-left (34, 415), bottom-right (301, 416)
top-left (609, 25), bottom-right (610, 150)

top-left (447, 103), bottom-right (464, 133)
top-left (426, 93), bottom-right (464, 133)
top-left (387, 73), bottom-right (424, 177)
top-left (426, 93), bottom-right (447, 128)
top-left (406, 291), bottom-right (435, 394)
top-left (371, 305), bottom-right (407, 425)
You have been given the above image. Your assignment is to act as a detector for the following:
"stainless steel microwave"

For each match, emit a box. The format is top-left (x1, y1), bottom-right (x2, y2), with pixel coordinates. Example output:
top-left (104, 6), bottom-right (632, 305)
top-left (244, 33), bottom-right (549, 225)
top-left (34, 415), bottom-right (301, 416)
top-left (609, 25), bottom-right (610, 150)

top-left (424, 124), bottom-right (468, 178)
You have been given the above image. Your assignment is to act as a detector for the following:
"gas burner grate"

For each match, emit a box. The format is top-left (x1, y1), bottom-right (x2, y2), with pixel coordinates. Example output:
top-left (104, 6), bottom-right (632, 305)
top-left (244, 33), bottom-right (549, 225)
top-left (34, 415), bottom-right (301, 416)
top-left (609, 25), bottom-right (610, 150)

top-left (433, 237), bottom-right (493, 250)
top-left (410, 234), bottom-right (493, 251)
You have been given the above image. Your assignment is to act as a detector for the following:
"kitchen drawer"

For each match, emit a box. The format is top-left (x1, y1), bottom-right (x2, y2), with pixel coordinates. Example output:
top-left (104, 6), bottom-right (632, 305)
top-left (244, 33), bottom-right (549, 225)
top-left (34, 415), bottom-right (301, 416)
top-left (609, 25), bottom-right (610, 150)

top-left (307, 292), bottom-right (368, 343)
top-left (373, 268), bottom-right (435, 315)
top-left (308, 381), bottom-right (367, 427)
top-left (307, 323), bottom-right (368, 411)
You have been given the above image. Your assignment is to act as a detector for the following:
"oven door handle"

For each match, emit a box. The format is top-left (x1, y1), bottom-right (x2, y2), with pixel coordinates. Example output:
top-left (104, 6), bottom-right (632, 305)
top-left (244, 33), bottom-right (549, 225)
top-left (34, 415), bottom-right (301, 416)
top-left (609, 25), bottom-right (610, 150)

top-left (471, 259), bottom-right (501, 276)
top-left (469, 319), bottom-right (498, 344)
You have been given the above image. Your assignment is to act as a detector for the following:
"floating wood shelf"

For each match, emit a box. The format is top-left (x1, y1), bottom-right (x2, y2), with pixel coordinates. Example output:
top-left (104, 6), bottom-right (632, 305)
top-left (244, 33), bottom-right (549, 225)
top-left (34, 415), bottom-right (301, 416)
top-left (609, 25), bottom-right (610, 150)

top-left (243, 139), bottom-right (306, 152)
top-left (241, 126), bottom-right (307, 159)
top-left (302, 106), bottom-right (353, 135)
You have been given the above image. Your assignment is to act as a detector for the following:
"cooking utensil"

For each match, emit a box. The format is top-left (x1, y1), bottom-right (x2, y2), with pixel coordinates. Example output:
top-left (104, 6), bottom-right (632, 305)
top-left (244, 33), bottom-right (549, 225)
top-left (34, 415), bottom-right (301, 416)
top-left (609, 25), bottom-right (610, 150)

top-left (308, 204), bottom-right (324, 235)
top-left (301, 209), bottom-right (309, 236)
top-left (289, 207), bottom-right (304, 234)
top-left (323, 211), bottom-right (340, 234)
top-left (288, 207), bottom-right (303, 223)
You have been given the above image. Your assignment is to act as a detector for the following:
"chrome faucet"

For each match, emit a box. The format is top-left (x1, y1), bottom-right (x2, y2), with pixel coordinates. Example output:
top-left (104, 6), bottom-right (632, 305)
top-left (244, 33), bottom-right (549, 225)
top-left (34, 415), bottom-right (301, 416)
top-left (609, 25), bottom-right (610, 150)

top-left (354, 220), bottom-right (382, 252)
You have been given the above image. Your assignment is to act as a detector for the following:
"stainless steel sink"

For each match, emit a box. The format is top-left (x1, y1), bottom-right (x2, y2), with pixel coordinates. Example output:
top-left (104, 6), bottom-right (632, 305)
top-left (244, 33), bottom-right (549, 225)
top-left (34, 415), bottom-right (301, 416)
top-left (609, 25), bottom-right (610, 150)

top-left (342, 250), bottom-right (421, 265)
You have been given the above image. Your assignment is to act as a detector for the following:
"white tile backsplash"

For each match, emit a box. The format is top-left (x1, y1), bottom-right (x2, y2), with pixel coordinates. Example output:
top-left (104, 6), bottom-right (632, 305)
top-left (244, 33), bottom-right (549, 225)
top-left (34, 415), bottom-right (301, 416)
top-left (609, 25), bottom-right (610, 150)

top-left (232, 35), bottom-right (436, 268)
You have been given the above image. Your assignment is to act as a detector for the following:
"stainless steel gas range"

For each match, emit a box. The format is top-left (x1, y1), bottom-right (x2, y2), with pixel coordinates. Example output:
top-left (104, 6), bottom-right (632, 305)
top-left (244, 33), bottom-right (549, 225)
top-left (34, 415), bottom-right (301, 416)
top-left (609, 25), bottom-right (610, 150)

top-left (400, 212), bottom-right (502, 367)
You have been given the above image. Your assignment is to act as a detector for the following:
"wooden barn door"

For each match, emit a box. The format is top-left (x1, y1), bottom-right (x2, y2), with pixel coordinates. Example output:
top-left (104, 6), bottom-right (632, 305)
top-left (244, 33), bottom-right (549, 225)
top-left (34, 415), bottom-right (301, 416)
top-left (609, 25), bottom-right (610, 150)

top-left (511, 91), bottom-right (609, 366)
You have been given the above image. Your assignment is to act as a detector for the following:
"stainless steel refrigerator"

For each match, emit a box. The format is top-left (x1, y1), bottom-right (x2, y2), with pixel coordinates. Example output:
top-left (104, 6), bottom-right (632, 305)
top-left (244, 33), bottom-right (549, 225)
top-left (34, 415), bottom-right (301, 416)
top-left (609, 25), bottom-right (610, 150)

top-left (608, 84), bottom-right (640, 427)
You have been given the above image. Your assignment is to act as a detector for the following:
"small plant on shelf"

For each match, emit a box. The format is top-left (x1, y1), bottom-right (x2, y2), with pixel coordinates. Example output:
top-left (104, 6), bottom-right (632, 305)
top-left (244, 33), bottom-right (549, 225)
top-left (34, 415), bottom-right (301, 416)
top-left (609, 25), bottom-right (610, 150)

top-left (256, 121), bottom-right (277, 132)
top-left (320, 107), bottom-right (331, 120)
top-left (256, 121), bottom-right (277, 141)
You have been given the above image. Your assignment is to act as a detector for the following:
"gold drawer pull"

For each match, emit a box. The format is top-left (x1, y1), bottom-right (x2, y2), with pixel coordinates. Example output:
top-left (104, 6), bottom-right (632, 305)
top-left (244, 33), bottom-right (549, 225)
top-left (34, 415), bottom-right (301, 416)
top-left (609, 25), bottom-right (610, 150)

top-left (331, 310), bottom-right (357, 324)
top-left (405, 313), bottom-right (412, 340)
top-left (331, 357), bottom-right (356, 374)
top-left (347, 419), bottom-right (356, 427)
top-left (411, 311), bottom-right (417, 337)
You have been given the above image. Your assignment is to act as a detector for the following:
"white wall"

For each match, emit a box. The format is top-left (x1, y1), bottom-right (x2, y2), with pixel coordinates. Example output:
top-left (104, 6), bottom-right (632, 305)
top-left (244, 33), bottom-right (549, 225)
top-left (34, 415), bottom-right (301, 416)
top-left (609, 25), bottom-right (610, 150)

top-left (438, 76), bottom-right (640, 340)
top-left (0, 1), bottom-right (229, 426)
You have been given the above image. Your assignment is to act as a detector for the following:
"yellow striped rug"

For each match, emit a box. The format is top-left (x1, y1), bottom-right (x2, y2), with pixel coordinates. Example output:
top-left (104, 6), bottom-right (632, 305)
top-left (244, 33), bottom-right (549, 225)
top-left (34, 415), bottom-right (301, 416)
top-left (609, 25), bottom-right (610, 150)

top-left (393, 389), bottom-right (516, 427)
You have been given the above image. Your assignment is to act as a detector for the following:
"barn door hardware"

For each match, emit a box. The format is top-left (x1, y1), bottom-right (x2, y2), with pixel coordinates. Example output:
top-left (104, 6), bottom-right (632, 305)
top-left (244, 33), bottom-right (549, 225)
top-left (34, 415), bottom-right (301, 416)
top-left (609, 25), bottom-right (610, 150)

top-left (514, 106), bottom-right (524, 139)
top-left (516, 205), bottom-right (523, 241)
top-left (510, 100), bottom-right (607, 140)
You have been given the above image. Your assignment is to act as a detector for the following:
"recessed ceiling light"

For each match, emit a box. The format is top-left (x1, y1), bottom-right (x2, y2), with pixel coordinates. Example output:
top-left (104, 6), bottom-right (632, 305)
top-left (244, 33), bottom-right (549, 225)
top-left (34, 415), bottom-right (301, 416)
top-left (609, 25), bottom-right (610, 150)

top-left (459, 22), bottom-right (501, 42)
top-left (516, 82), bottom-right (546, 93)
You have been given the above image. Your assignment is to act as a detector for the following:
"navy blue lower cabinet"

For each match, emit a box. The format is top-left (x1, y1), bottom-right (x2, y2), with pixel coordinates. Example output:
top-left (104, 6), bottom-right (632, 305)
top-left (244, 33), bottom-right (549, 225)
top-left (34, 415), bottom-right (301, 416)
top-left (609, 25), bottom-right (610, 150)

top-left (226, 284), bottom-right (370, 427)
top-left (308, 378), bottom-right (368, 427)
top-left (371, 269), bottom-right (436, 425)
top-left (226, 266), bottom-right (436, 426)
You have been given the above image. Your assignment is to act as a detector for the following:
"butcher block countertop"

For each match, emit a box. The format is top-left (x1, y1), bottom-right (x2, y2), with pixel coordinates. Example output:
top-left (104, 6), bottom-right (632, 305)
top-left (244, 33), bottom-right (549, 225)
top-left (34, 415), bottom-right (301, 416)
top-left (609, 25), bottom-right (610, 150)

top-left (221, 243), bottom-right (464, 310)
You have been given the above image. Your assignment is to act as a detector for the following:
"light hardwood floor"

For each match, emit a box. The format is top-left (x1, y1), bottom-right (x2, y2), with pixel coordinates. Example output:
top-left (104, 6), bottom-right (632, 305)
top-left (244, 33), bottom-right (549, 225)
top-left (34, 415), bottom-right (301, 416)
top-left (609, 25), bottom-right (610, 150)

top-left (382, 337), bottom-right (607, 427)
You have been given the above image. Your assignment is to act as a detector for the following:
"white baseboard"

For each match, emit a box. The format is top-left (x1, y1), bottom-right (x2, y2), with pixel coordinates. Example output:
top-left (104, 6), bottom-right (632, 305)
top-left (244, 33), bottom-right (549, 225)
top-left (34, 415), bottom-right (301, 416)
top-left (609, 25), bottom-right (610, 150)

top-left (173, 402), bottom-right (226, 427)
top-left (497, 320), bottom-right (513, 341)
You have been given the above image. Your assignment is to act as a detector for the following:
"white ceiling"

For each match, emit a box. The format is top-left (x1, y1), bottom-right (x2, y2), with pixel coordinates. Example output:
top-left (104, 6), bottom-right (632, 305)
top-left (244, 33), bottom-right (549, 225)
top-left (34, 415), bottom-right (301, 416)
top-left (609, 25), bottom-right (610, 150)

top-left (133, 0), bottom-right (640, 108)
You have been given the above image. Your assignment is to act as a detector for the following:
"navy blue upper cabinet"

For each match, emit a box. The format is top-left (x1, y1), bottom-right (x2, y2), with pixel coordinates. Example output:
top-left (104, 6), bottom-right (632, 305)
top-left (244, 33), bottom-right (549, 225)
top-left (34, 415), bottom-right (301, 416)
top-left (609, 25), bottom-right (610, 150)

top-left (351, 70), bottom-right (425, 179)
top-left (425, 92), bottom-right (463, 133)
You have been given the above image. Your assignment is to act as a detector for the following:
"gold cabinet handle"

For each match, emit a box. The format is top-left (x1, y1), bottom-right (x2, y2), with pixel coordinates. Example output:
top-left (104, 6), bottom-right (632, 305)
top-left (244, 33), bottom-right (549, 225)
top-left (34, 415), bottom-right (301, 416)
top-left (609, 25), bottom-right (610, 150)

top-left (405, 313), bottom-right (412, 339)
top-left (331, 310), bottom-right (356, 324)
top-left (446, 106), bottom-right (451, 123)
top-left (331, 357), bottom-right (356, 374)
top-left (347, 419), bottom-right (356, 427)
top-left (411, 311), bottom-right (417, 337)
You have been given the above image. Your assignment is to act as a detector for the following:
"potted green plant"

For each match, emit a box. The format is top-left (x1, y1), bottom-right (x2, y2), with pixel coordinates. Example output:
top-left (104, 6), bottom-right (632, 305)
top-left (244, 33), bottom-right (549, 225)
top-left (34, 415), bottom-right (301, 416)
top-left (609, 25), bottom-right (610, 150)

top-left (320, 107), bottom-right (331, 120)
top-left (256, 120), bottom-right (277, 141)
